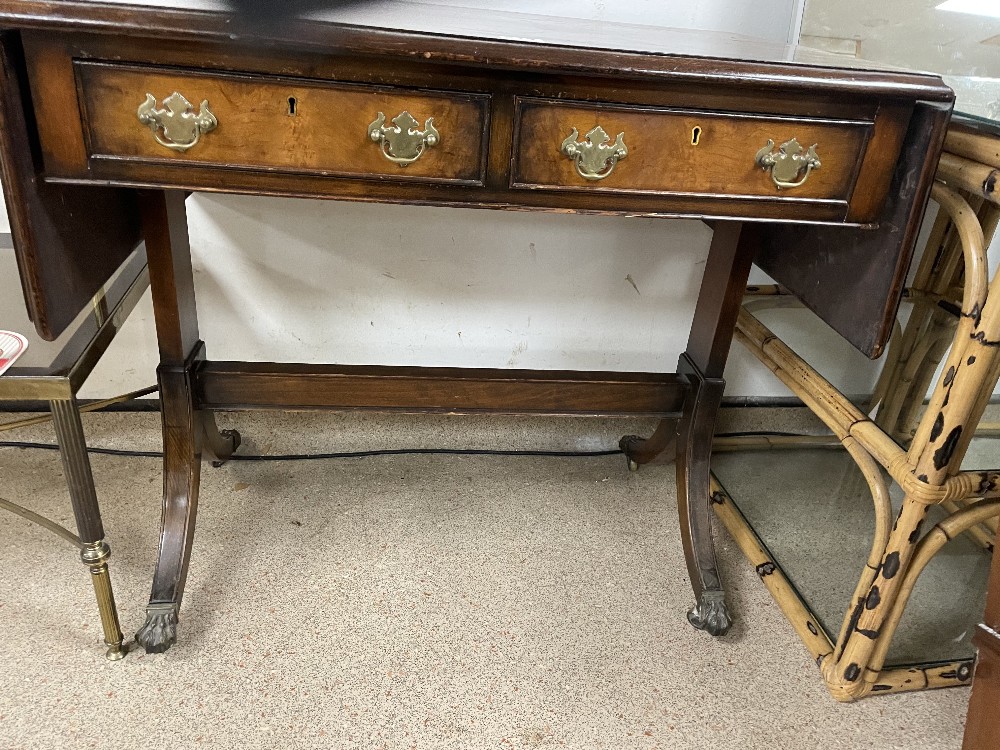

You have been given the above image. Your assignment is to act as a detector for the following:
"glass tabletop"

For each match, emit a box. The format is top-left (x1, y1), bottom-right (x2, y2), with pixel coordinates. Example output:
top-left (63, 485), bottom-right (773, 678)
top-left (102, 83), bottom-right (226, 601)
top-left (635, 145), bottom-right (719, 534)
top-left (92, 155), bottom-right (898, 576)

top-left (951, 108), bottom-right (1000, 136)
top-left (801, 0), bottom-right (999, 124)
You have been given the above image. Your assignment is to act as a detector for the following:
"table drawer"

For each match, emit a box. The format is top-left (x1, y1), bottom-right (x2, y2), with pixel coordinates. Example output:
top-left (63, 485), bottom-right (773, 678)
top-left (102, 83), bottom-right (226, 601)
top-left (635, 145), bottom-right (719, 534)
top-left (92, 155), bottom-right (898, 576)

top-left (512, 97), bottom-right (871, 203)
top-left (76, 62), bottom-right (490, 185)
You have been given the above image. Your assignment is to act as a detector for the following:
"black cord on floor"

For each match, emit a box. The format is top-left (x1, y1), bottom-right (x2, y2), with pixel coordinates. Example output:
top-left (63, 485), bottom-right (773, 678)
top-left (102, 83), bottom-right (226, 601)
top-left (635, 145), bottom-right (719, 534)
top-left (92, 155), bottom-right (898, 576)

top-left (0, 431), bottom-right (814, 461)
top-left (0, 441), bottom-right (164, 458)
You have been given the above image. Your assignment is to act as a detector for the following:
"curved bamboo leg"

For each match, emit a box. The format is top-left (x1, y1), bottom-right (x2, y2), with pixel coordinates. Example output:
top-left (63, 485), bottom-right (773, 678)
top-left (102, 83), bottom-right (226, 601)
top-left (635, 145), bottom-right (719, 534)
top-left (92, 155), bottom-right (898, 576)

top-left (868, 499), bottom-right (1000, 674)
top-left (832, 437), bottom-right (894, 655)
top-left (820, 187), bottom-right (994, 700)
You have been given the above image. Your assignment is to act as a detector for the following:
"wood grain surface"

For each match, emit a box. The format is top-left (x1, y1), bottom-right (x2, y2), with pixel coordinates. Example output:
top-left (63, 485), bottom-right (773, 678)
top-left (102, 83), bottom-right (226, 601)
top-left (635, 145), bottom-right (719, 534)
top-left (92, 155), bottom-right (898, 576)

top-left (79, 62), bottom-right (490, 185)
top-left (513, 98), bottom-right (870, 201)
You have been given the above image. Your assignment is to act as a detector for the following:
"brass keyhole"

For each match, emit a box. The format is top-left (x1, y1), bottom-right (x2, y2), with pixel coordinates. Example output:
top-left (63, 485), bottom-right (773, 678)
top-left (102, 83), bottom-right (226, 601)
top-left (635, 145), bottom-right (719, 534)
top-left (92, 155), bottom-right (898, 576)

top-left (691, 126), bottom-right (702, 146)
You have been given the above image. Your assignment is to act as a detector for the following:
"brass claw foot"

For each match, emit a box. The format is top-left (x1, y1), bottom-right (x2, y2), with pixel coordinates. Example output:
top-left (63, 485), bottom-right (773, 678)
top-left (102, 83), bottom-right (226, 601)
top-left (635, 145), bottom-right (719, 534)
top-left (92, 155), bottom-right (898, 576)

top-left (687, 589), bottom-right (732, 636)
top-left (210, 428), bottom-right (241, 468)
top-left (136, 604), bottom-right (179, 653)
top-left (619, 435), bottom-right (643, 472)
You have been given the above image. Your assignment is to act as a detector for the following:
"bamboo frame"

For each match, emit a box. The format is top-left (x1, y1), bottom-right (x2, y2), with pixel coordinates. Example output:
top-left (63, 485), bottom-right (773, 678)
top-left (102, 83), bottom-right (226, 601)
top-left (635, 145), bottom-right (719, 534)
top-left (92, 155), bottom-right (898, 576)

top-left (945, 129), bottom-right (1000, 168)
top-left (937, 153), bottom-right (1000, 205)
top-left (719, 131), bottom-right (1000, 699)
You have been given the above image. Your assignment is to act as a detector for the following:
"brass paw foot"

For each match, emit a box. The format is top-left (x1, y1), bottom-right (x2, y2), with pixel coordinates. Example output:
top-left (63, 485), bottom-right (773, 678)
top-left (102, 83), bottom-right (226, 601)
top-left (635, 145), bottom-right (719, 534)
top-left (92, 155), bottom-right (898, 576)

top-left (223, 428), bottom-right (241, 451)
top-left (687, 589), bottom-right (732, 636)
top-left (210, 428), bottom-right (242, 468)
top-left (136, 604), bottom-right (179, 653)
top-left (619, 435), bottom-right (644, 472)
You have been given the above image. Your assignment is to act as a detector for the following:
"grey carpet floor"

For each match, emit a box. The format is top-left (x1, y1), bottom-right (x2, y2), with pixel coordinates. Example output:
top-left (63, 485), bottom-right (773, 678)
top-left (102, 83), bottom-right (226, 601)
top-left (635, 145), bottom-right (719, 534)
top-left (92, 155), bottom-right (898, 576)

top-left (0, 411), bottom-right (971, 749)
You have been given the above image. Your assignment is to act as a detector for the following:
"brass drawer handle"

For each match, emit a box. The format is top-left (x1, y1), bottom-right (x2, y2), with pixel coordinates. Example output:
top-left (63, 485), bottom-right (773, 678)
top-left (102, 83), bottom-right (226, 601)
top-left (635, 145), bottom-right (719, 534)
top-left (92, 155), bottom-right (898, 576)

top-left (137, 92), bottom-right (217, 152)
top-left (560, 125), bottom-right (628, 181)
top-left (755, 138), bottom-right (821, 189)
top-left (368, 111), bottom-right (440, 166)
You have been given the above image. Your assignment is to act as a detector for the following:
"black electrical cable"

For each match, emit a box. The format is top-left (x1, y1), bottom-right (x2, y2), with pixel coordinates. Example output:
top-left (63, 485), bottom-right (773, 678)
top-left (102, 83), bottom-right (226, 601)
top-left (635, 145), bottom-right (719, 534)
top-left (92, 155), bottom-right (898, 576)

top-left (0, 431), bottom-right (816, 461)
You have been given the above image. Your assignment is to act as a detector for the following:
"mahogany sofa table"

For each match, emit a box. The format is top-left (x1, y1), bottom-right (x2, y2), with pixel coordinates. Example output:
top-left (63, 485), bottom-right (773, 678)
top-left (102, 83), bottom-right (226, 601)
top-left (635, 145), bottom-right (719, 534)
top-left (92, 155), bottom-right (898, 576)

top-left (0, 1), bottom-right (954, 655)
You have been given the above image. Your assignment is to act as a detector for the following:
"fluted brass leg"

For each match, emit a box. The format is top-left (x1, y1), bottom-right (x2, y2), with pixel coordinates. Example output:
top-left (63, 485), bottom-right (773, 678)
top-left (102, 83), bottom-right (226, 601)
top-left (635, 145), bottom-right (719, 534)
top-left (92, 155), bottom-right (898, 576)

top-left (51, 399), bottom-right (128, 661)
top-left (81, 541), bottom-right (126, 660)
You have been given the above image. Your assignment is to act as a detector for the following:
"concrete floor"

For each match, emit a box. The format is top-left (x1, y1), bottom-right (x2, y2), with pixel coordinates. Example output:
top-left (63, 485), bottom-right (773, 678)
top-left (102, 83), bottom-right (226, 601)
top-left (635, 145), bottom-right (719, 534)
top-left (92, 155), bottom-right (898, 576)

top-left (0, 410), bottom-right (972, 749)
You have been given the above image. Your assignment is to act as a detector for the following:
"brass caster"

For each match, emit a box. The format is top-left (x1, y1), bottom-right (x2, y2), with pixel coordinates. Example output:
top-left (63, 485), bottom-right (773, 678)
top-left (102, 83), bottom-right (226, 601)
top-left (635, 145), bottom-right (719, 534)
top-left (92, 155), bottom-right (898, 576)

top-left (210, 428), bottom-right (242, 468)
top-left (619, 435), bottom-right (644, 472)
top-left (105, 642), bottom-right (127, 661)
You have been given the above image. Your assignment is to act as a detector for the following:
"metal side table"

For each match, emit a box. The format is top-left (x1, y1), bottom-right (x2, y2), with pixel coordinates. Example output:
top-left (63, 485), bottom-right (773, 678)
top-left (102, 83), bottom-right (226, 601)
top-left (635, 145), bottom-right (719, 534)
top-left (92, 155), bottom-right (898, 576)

top-left (0, 247), bottom-right (148, 660)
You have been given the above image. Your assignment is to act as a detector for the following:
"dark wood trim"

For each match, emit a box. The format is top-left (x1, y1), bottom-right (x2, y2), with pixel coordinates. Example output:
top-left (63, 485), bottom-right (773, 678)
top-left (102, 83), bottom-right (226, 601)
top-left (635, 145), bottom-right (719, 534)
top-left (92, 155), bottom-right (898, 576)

top-left (44, 169), bottom-right (856, 224)
top-left (47, 31), bottom-right (886, 122)
top-left (195, 361), bottom-right (688, 416)
top-left (0, 2), bottom-right (954, 101)
top-left (686, 222), bottom-right (763, 377)
top-left (844, 101), bottom-right (912, 223)
top-left (74, 58), bottom-right (493, 188)
top-left (755, 99), bottom-right (953, 358)
top-left (19, 30), bottom-right (936, 226)
top-left (963, 522), bottom-right (1000, 749)
top-left (138, 189), bottom-right (200, 365)
top-left (0, 31), bottom-right (141, 340)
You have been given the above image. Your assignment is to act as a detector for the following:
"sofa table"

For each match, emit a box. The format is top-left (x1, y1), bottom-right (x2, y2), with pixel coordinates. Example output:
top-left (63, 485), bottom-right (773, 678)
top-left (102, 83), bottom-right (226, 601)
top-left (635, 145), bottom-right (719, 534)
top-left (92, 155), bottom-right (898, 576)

top-left (0, 1), bottom-right (954, 655)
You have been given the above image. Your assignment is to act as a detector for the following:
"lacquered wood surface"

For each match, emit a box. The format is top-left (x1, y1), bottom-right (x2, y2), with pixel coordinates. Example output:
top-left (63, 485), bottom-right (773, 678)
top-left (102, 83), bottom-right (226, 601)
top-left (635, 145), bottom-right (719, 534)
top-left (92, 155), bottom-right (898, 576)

top-left (23, 30), bottom-right (919, 225)
top-left (0, 2), bottom-right (955, 350)
top-left (513, 98), bottom-right (870, 202)
top-left (80, 61), bottom-right (490, 185)
top-left (0, 31), bottom-right (141, 340)
top-left (756, 100), bottom-right (952, 358)
top-left (0, 1), bottom-right (958, 95)
top-left (0, 1), bottom-right (960, 654)
top-left (195, 362), bottom-right (687, 416)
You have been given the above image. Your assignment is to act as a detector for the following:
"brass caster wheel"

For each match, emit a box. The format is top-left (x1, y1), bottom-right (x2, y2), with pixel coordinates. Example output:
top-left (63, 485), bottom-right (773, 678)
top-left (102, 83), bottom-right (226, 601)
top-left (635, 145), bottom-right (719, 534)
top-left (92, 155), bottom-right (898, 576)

top-left (210, 428), bottom-right (241, 468)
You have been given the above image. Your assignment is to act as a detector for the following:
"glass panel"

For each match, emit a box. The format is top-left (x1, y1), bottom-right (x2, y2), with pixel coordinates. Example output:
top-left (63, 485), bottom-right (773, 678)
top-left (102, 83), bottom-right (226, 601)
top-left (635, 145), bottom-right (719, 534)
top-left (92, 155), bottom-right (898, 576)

top-left (0, 248), bottom-right (147, 378)
top-left (711, 434), bottom-right (995, 665)
top-left (801, 0), bottom-right (1000, 122)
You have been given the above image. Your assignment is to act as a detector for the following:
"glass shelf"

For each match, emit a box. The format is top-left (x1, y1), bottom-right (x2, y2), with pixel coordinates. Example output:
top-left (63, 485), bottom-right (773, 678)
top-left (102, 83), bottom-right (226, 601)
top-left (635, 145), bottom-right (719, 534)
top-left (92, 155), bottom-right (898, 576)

top-left (711, 434), bottom-right (996, 665)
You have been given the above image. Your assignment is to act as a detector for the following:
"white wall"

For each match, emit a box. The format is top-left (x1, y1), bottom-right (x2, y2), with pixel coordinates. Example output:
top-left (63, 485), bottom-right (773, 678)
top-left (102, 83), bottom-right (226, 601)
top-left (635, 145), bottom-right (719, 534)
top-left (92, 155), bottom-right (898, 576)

top-left (107, 192), bottom-right (886, 399)
top-left (348, 0), bottom-right (807, 46)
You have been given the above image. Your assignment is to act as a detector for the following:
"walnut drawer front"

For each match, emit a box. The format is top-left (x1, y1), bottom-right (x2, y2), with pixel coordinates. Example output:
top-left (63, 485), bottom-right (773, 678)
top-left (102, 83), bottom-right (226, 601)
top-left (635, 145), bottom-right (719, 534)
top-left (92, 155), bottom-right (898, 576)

top-left (76, 62), bottom-right (490, 186)
top-left (512, 97), bottom-right (872, 204)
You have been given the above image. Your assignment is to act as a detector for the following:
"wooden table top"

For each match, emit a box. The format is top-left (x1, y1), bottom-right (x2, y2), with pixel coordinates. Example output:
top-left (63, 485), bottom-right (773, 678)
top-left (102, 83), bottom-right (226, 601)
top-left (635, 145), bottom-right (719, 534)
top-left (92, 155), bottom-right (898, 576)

top-left (0, 1), bottom-right (953, 97)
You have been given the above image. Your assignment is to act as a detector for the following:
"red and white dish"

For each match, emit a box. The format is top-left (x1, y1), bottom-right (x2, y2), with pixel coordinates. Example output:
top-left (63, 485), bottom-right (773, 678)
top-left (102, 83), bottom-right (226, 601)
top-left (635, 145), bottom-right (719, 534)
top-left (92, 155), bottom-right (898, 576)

top-left (0, 330), bottom-right (29, 376)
